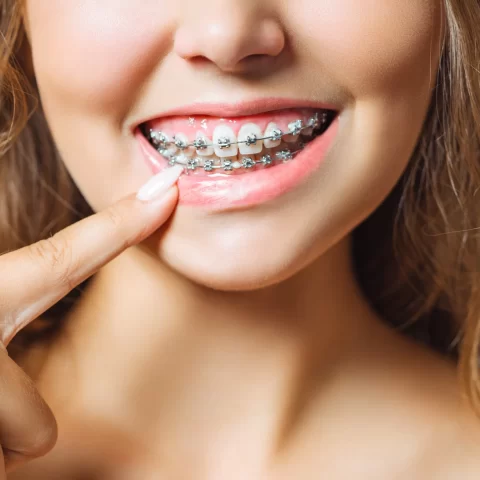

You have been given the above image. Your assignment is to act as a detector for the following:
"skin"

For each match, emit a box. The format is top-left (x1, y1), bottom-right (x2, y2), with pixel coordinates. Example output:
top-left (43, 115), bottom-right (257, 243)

top-left (2, 0), bottom-right (480, 478)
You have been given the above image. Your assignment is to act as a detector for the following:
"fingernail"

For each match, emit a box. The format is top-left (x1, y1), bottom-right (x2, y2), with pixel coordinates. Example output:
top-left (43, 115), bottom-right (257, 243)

top-left (136, 165), bottom-right (184, 202)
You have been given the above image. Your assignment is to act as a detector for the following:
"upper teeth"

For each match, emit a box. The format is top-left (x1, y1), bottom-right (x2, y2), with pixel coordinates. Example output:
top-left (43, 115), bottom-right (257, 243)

top-left (264, 123), bottom-right (282, 148)
top-left (194, 132), bottom-right (214, 156)
top-left (147, 114), bottom-right (327, 152)
top-left (307, 113), bottom-right (319, 129)
top-left (238, 123), bottom-right (263, 155)
top-left (213, 126), bottom-right (238, 157)
top-left (288, 120), bottom-right (304, 136)
top-left (173, 133), bottom-right (195, 156)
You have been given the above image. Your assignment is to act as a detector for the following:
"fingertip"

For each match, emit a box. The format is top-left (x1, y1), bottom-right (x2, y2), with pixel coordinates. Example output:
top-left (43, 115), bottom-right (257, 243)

top-left (136, 166), bottom-right (184, 202)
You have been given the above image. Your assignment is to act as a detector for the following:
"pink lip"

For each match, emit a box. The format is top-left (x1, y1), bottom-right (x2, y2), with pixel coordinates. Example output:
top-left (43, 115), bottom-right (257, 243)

top-left (136, 115), bottom-right (339, 211)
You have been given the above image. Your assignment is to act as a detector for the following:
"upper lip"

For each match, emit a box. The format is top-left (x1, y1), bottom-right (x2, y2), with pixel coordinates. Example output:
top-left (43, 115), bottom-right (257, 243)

top-left (132, 97), bottom-right (339, 131)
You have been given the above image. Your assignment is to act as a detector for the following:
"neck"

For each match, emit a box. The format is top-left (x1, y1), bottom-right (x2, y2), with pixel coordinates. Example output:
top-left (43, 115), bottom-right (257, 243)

top-left (40, 234), bottom-right (385, 475)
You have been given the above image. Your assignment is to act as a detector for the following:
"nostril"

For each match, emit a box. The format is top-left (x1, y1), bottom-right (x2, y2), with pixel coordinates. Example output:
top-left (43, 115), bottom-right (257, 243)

top-left (173, 11), bottom-right (286, 74)
top-left (186, 56), bottom-right (214, 67)
top-left (181, 52), bottom-right (279, 75)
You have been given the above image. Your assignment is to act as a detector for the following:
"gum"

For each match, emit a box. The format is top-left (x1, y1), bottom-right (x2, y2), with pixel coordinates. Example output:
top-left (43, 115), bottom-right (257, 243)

top-left (145, 108), bottom-right (322, 140)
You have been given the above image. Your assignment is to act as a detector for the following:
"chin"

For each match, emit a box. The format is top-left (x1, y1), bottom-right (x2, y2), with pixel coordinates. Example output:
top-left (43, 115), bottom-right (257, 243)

top-left (142, 217), bottom-right (315, 292)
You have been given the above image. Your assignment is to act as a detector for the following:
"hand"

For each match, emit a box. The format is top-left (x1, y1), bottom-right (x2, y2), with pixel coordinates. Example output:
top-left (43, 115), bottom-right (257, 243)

top-left (0, 165), bottom-right (183, 475)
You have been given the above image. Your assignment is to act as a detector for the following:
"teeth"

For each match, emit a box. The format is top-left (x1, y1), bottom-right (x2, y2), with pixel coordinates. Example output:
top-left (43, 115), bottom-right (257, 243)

top-left (276, 149), bottom-right (293, 161)
top-left (173, 153), bottom-right (190, 165)
top-left (264, 123), bottom-right (282, 148)
top-left (238, 123), bottom-right (263, 155)
top-left (302, 114), bottom-right (320, 136)
top-left (203, 158), bottom-right (215, 172)
top-left (283, 120), bottom-right (303, 143)
top-left (241, 157), bottom-right (256, 169)
top-left (149, 130), bottom-right (167, 147)
top-left (149, 112), bottom-right (327, 171)
top-left (261, 154), bottom-right (273, 166)
top-left (174, 133), bottom-right (195, 156)
top-left (194, 132), bottom-right (214, 156)
top-left (222, 159), bottom-right (234, 171)
top-left (307, 114), bottom-right (320, 130)
top-left (289, 120), bottom-right (304, 135)
top-left (213, 125), bottom-right (238, 158)
top-left (187, 157), bottom-right (200, 170)
top-left (155, 132), bottom-right (177, 156)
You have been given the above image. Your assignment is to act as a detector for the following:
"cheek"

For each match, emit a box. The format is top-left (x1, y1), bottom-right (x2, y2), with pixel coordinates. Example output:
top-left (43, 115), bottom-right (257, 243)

top-left (26, 1), bottom-right (174, 118)
top-left (294, 0), bottom-right (442, 96)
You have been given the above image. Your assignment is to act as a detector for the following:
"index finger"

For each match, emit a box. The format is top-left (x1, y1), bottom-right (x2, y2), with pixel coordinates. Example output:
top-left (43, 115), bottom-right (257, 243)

top-left (0, 166), bottom-right (183, 345)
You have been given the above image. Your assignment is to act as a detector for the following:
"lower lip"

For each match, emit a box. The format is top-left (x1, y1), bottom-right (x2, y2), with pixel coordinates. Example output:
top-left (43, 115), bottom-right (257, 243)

top-left (136, 117), bottom-right (339, 210)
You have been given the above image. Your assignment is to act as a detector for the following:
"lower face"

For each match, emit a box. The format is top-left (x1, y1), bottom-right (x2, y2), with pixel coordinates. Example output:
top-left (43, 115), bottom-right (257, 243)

top-left (25, 0), bottom-right (443, 290)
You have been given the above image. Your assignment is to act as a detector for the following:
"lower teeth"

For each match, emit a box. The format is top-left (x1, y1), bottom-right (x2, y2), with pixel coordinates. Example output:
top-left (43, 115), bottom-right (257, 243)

top-left (163, 147), bottom-right (302, 174)
top-left (157, 137), bottom-right (312, 174)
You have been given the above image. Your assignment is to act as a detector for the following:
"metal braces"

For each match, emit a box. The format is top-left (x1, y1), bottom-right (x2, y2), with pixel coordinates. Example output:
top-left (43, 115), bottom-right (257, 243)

top-left (148, 112), bottom-right (329, 151)
top-left (166, 145), bottom-right (304, 174)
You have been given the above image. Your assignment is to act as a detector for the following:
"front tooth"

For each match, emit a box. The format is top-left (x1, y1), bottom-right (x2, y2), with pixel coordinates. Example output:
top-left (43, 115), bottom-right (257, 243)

top-left (174, 133), bottom-right (195, 156)
top-left (194, 132), bottom-right (214, 156)
top-left (238, 123), bottom-right (263, 154)
top-left (213, 125), bottom-right (238, 158)
top-left (264, 123), bottom-right (282, 148)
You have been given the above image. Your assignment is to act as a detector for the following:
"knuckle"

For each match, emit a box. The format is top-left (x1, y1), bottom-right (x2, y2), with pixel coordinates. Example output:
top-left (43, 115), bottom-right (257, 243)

top-left (28, 235), bottom-right (76, 290)
top-left (29, 236), bottom-right (67, 269)
top-left (103, 205), bottom-right (136, 248)
top-left (104, 205), bottom-right (125, 230)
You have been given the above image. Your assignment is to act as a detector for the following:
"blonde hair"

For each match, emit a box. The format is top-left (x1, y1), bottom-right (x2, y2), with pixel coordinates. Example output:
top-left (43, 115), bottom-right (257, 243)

top-left (1, 1), bottom-right (480, 412)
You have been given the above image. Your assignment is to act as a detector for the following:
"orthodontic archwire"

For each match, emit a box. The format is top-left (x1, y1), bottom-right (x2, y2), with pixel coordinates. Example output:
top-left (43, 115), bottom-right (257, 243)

top-left (165, 141), bottom-right (308, 174)
top-left (148, 112), bottom-right (329, 152)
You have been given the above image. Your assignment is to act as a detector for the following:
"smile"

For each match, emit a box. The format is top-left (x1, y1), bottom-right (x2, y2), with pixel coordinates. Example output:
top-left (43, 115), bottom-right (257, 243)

top-left (135, 100), bottom-right (340, 210)
top-left (139, 108), bottom-right (336, 175)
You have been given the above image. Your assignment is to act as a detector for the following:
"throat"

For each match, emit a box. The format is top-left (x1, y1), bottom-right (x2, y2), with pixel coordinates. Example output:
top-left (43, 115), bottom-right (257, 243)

top-left (28, 237), bottom-right (374, 477)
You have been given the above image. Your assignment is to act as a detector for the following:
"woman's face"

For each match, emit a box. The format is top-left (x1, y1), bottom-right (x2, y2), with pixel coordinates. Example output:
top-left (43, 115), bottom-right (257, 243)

top-left (24, 1), bottom-right (443, 289)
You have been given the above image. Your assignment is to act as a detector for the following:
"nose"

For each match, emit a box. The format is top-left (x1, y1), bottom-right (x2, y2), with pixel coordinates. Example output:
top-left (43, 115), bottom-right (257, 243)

top-left (173, 0), bottom-right (286, 74)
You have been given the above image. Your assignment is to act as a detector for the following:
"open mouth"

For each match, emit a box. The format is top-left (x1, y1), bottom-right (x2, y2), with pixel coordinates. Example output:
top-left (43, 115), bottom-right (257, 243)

top-left (139, 108), bottom-right (337, 176)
